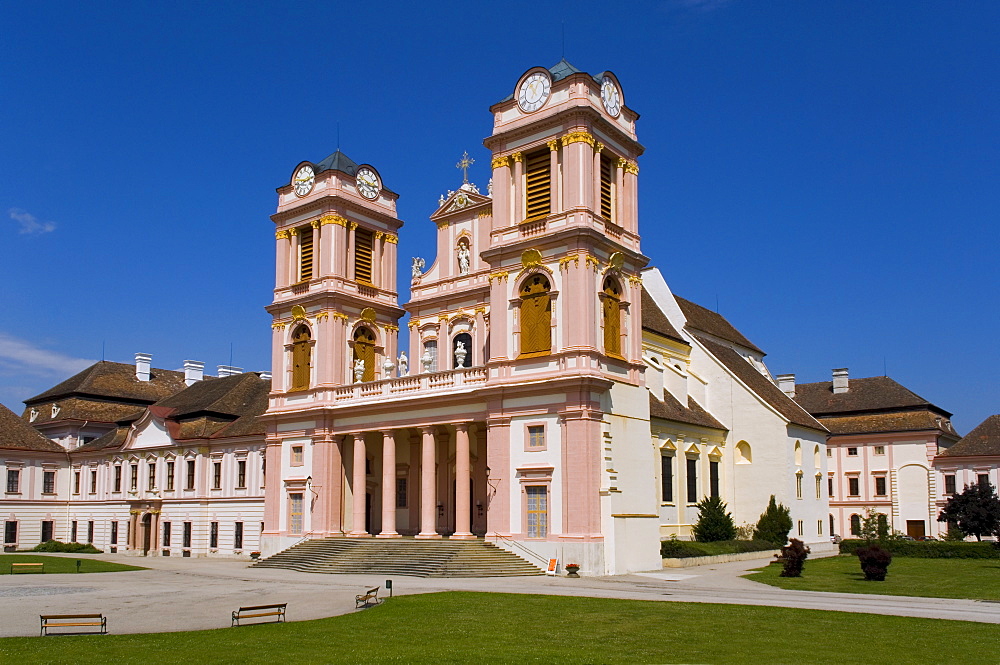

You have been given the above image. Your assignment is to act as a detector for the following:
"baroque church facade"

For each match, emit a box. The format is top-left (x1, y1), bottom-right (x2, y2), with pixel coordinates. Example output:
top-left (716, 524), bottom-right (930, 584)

top-left (2, 62), bottom-right (837, 574)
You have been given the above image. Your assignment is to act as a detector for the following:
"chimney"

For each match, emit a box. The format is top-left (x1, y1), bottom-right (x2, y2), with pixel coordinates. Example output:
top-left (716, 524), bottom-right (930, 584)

top-left (832, 368), bottom-right (849, 394)
top-left (776, 374), bottom-right (796, 398)
top-left (183, 360), bottom-right (205, 386)
top-left (217, 365), bottom-right (243, 378)
top-left (135, 353), bottom-right (152, 382)
top-left (259, 371), bottom-right (272, 381)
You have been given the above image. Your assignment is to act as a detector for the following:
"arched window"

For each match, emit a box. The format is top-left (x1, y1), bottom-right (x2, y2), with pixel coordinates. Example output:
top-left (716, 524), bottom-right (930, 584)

top-left (735, 441), bottom-right (752, 464)
top-left (519, 274), bottom-right (551, 357)
top-left (813, 445), bottom-right (821, 468)
top-left (602, 276), bottom-right (622, 357)
top-left (422, 340), bottom-right (438, 373)
top-left (453, 332), bottom-right (472, 368)
top-left (352, 327), bottom-right (376, 382)
top-left (850, 514), bottom-right (861, 536)
top-left (291, 326), bottom-right (312, 391)
top-left (794, 441), bottom-right (802, 466)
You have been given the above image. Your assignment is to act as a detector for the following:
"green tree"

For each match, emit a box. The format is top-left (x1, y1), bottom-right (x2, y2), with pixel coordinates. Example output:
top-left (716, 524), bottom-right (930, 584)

top-left (753, 495), bottom-right (792, 546)
top-left (692, 496), bottom-right (737, 542)
top-left (858, 507), bottom-right (890, 543)
top-left (937, 481), bottom-right (1000, 541)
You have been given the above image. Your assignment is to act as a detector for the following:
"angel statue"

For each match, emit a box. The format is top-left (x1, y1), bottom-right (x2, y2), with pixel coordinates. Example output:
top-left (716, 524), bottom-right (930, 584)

top-left (411, 257), bottom-right (425, 283)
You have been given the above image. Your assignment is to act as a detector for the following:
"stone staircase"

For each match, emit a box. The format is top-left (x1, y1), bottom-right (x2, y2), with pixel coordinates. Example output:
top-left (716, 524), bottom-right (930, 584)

top-left (254, 537), bottom-right (544, 577)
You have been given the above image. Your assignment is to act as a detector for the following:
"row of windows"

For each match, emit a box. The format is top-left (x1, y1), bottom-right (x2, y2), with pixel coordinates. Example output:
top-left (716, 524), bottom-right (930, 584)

top-left (660, 457), bottom-right (720, 504)
top-left (7, 459), bottom-right (252, 496)
top-left (162, 521), bottom-right (249, 550)
top-left (517, 273), bottom-right (624, 359)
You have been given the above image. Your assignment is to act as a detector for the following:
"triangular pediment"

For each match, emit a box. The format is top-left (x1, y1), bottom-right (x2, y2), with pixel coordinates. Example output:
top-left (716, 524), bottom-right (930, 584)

top-left (122, 411), bottom-right (174, 450)
top-left (430, 186), bottom-right (492, 220)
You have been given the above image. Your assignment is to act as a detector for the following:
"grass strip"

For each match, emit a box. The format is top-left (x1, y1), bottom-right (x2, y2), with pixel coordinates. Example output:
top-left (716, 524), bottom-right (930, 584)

top-left (0, 554), bottom-right (145, 574)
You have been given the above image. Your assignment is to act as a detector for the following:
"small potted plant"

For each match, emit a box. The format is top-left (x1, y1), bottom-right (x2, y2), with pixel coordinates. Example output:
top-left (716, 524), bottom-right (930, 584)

top-left (250, 551), bottom-right (261, 560)
top-left (565, 563), bottom-right (580, 578)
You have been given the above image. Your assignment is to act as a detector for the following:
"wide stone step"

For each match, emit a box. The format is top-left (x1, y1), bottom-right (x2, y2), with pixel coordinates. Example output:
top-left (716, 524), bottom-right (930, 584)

top-left (255, 537), bottom-right (544, 577)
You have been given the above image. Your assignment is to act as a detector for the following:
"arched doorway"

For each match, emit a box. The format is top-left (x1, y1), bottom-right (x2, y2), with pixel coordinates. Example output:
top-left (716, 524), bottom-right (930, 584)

top-left (353, 327), bottom-right (376, 382)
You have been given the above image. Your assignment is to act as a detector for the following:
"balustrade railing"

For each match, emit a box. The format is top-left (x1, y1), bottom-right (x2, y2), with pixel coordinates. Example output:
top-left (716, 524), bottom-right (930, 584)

top-left (317, 366), bottom-right (488, 404)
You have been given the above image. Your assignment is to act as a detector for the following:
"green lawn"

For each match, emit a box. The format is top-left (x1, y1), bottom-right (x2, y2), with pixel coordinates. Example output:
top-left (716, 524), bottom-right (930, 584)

top-left (746, 554), bottom-right (1000, 600)
top-left (0, 554), bottom-right (144, 575)
top-left (1, 592), bottom-right (998, 664)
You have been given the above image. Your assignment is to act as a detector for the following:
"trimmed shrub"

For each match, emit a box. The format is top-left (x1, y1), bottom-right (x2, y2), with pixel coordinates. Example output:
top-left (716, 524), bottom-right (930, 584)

top-left (856, 544), bottom-right (893, 581)
top-left (753, 496), bottom-right (793, 546)
top-left (692, 496), bottom-right (737, 542)
top-left (32, 540), bottom-right (103, 554)
top-left (660, 538), bottom-right (777, 559)
top-left (838, 539), bottom-right (998, 559)
top-left (778, 538), bottom-right (810, 577)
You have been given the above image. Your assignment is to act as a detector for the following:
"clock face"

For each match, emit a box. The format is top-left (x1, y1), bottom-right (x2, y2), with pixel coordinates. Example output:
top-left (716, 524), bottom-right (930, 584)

top-left (355, 167), bottom-right (381, 200)
top-left (293, 165), bottom-right (315, 197)
top-left (517, 72), bottom-right (551, 113)
top-left (601, 77), bottom-right (621, 117)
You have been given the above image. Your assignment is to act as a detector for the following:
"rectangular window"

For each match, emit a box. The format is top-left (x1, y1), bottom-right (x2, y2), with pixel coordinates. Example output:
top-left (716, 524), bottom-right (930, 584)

top-left (875, 476), bottom-right (887, 496)
top-left (209, 522), bottom-right (219, 549)
top-left (828, 477), bottom-right (834, 497)
top-left (847, 447), bottom-right (858, 456)
top-left (43, 471), bottom-right (55, 494)
top-left (291, 446), bottom-right (304, 466)
top-left (90, 469), bottom-right (97, 494)
top-left (237, 460), bottom-right (247, 489)
top-left (234, 522), bottom-right (244, 550)
top-left (74, 470), bottom-right (81, 494)
top-left (815, 475), bottom-right (822, 499)
top-left (298, 226), bottom-right (314, 282)
top-left (396, 477), bottom-right (408, 508)
top-left (978, 474), bottom-right (991, 488)
top-left (797, 520), bottom-right (803, 536)
top-left (289, 493), bottom-right (304, 535)
top-left (213, 461), bottom-right (222, 490)
top-left (5, 469), bottom-right (18, 493)
top-left (71, 521), bottom-right (78, 543)
top-left (130, 464), bottom-right (138, 491)
top-left (686, 458), bottom-right (698, 503)
top-left (111, 521), bottom-right (119, 545)
top-left (874, 446), bottom-right (885, 455)
top-left (817, 519), bottom-right (823, 535)
top-left (4, 521), bottom-right (16, 544)
top-left (944, 474), bottom-right (956, 495)
top-left (524, 148), bottom-right (551, 221)
top-left (166, 462), bottom-right (174, 491)
top-left (182, 522), bottom-right (192, 548)
top-left (162, 522), bottom-right (171, 546)
top-left (527, 425), bottom-right (545, 449)
top-left (186, 460), bottom-right (196, 490)
top-left (526, 486), bottom-right (548, 538)
top-left (599, 153), bottom-right (614, 221)
top-left (660, 455), bottom-right (674, 503)
top-left (709, 461), bottom-right (720, 498)
top-left (114, 466), bottom-right (122, 493)
top-left (148, 463), bottom-right (156, 491)
top-left (354, 227), bottom-right (374, 283)
top-left (826, 448), bottom-right (832, 457)
top-left (796, 473), bottom-right (803, 499)
top-left (848, 477), bottom-right (860, 496)
top-left (41, 520), bottom-right (53, 542)
top-left (87, 521), bottom-right (94, 544)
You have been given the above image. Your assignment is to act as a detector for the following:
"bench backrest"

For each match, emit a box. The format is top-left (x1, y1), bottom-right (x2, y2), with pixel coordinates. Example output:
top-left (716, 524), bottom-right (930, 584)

top-left (41, 614), bottom-right (103, 620)
top-left (365, 587), bottom-right (379, 594)
top-left (237, 604), bottom-right (286, 612)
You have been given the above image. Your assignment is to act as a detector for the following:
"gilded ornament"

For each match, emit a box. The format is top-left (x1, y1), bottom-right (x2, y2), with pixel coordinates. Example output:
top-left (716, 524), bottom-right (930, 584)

top-left (316, 312), bottom-right (330, 322)
top-left (333, 312), bottom-right (349, 321)
top-left (511, 152), bottom-right (523, 163)
top-left (627, 275), bottom-right (643, 285)
top-left (384, 233), bottom-right (398, 244)
top-left (617, 157), bottom-right (628, 170)
top-left (547, 140), bottom-right (559, 152)
top-left (310, 219), bottom-right (321, 229)
top-left (385, 323), bottom-right (399, 332)
top-left (474, 307), bottom-right (487, 315)
top-left (288, 227), bottom-right (299, 236)
top-left (609, 252), bottom-right (625, 270)
top-left (624, 160), bottom-right (639, 175)
top-left (360, 307), bottom-right (377, 323)
top-left (521, 248), bottom-right (543, 268)
top-left (275, 229), bottom-right (290, 240)
top-left (374, 231), bottom-right (384, 239)
top-left (595, 142), bottom-right (605, 153)
top-left (321, 214), bottom-right (347, 227)
top-left (558, 255), bottom-right (579, 270)
top-left (438, 314), bottom-right (450, 322)
top-left (291, 305), bottom-right (307, 321)
top-left (408, 320), bottom-right (418, 328)
top-left (586, 255), bottom-right (601, 271)
top-left (348, 221), bottom-right (359, 230)
top-left (271, 322), bottom-right (287, 330)
top-left (561, 131), bottom-right (595, 148)
top-left (490, 155), bottom-right (510, 169)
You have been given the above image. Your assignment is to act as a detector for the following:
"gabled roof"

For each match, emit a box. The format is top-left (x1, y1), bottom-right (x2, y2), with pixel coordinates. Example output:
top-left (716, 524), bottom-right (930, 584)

top-left (938, 415), bottom-right (1000, 457)
top-left (674, 297), bottom-right (765, 355)
top-left (793, 376), bottom-right (950, 417)
top-left (695, 335), bottom-right (825, 432)
top-left (0, 403), bottom-right (64, 452)
top-left (24, 361), bottom-right (186, 408)
top-left (640, 288), bottom-right (687, 345)
top-left (649, 393), bottom-right (726, 431)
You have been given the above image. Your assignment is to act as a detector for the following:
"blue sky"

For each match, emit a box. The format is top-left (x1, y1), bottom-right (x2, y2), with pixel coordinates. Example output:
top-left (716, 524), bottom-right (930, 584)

top-left (1, 1), bottom-right (997, 433)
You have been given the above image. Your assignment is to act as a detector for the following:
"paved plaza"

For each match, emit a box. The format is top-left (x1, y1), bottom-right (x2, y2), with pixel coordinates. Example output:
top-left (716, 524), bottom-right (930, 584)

top-left (1, 553), bottom-right (998, 637)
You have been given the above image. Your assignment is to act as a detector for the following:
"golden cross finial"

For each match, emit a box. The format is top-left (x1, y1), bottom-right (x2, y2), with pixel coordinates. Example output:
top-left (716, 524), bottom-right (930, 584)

top-left (456, 151), bottom-right (475, 184)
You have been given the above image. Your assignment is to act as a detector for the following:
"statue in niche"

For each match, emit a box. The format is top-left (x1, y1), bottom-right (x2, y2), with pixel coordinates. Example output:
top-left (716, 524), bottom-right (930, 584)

top-left (382, 356), bottom-right (395, 379)
top-left (454, 341), bottom-right (467, 368)
top-left (353, 358), bottom-right (365, 383)
top-left (398, 352), bottom-right (408, 376)
top-left (457, 243), bottom-right (470, 274)
top-left (411, 257), bottom-right (425, 283)
top-left (421, 349), bottom-right (434, 373)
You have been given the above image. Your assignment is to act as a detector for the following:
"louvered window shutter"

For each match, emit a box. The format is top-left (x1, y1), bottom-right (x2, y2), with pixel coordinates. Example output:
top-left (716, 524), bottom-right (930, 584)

top-left (524, 149), bottom-right (551, 222)
top-left (299, 227), bottom-right (314, 281)
top-left (354, 228), bottom-right (374, 283)
top-left (600, 154), bottom-right (614, 221)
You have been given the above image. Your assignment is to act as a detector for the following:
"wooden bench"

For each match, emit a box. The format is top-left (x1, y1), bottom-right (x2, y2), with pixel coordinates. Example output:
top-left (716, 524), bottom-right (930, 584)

top-left (355, 586), bottom-right (381, 609)
top-left (40, 614), bottom-right (107, 636)
top-left (12, 562), bottom-right (44, 574)
top-left (231, 603), bottom-right (286, 627)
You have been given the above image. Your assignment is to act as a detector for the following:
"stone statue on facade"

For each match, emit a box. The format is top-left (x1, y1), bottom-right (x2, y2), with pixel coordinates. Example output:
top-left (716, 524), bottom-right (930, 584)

top-left (421, 349), bottom-right (434, 373)
top-left (454, 341), bottom-right (467, 368)
top-left (398, 352), bottom-right (408, 376)
top-left (457, 243), bottom-right (470, 274)
top-left (411, 257), bottom-right (425, 283)
top-left (382, 356), bottom-right (395, 379)
top-left (353, 358), bottom-right (365, 383)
